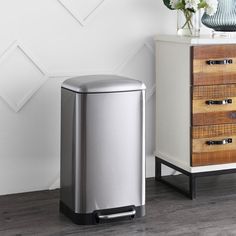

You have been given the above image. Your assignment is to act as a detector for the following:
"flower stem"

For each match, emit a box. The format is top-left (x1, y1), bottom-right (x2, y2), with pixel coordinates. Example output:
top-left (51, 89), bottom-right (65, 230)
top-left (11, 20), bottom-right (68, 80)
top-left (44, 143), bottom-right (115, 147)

top-left (181, 10), bottom-right (193, 35)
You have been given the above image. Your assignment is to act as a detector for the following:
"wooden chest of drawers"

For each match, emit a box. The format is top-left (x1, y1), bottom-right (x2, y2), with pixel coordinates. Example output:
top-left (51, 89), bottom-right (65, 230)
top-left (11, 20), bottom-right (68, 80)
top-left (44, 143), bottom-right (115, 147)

top-left (192, 45), bottom-right (236, 167)
top-left (155, 35), bottom-right (236, 198)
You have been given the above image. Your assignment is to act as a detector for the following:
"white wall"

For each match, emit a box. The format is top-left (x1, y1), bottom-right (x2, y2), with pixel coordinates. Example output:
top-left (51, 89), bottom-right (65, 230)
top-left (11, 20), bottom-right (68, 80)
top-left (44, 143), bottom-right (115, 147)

top-left (0, 0), bottom-right (209, 195)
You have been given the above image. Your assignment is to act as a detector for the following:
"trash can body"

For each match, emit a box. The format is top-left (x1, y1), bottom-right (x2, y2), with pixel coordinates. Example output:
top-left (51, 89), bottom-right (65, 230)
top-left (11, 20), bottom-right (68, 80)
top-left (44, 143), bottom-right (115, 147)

top-left (60, 75), bottom-right (145, 224)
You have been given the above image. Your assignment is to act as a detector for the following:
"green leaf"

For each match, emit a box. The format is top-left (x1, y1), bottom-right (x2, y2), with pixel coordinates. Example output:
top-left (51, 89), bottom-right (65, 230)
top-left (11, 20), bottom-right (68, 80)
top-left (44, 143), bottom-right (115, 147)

top-left (175, 1), bottom-right (185, 9)
top-left (198, 0), bottom-right (207, 8)
top-left (163, 0), bottom-right (173, 10)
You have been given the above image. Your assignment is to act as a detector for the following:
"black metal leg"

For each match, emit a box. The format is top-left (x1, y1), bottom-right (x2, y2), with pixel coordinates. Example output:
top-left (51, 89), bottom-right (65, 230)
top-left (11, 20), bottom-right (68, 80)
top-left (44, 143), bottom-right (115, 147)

top-left (155, 158), bottom-right (162, 181)
top-left (155, 156), bottom-right (236, 199)
top-left (189, 175), bottom-right (196, 199)
top-left (155, 156), bottom-right (195, 199)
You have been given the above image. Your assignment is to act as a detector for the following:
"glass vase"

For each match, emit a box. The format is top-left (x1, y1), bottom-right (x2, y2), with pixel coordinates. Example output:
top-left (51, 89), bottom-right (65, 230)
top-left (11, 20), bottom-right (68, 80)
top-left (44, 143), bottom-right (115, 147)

top-left (201, 0), bottom-right (236, 32)
top-left (177, 10), bottom-right (201, 37)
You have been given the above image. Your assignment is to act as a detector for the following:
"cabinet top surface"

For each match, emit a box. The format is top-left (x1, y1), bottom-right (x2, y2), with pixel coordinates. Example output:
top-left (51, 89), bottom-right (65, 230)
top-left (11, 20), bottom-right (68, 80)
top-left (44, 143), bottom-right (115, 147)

top-left (155, 34), bottom-right (236, 45)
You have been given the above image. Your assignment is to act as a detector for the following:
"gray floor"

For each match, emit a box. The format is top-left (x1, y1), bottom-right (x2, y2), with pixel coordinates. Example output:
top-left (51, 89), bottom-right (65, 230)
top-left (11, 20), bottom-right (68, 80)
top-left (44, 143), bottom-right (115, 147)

top-left (1, 175), bottom-right (236, 236)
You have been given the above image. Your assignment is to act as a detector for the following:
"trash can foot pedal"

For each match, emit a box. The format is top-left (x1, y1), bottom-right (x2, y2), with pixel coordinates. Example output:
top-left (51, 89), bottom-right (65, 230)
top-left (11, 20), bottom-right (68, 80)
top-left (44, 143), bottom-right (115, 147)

top-left (60, 201), bottom-right (145, 225)
top-left (97, 209), bottom-right (136, 220)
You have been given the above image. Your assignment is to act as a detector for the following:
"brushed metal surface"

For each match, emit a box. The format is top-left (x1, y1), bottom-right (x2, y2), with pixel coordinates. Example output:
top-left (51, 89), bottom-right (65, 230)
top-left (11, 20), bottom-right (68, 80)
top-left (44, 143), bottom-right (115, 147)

top-left (61, 75), bottom-right (146, 93)
top-left (61, 88), bottom-right (145, 214)
top-left (98, 210), bottom-right (136, 220)
top-left (60, 89), bottom-right (76, 211)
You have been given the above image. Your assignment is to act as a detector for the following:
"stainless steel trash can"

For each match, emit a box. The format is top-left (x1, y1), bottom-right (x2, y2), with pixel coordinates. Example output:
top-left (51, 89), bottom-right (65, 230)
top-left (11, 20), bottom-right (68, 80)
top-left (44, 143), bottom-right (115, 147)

top-left (60, 75), bottom-right (146, 225)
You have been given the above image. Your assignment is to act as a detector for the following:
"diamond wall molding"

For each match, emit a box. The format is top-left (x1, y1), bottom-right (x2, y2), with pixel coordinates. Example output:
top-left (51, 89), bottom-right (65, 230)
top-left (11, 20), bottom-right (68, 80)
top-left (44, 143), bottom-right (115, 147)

top-left (114, 43), bottom-right (154, 72)
top-left (0, 41), bottom-right (49, 112)
top-left (146, 84), bottom-right (156, 102)
top-left (47, 69), bottom-right (114, 78)
top-left (115, 43), bottom-right (156, 102)
top-left (48, 43), bottom-right (156, 104)
top-left (58, 0), bottom-right (106, 26)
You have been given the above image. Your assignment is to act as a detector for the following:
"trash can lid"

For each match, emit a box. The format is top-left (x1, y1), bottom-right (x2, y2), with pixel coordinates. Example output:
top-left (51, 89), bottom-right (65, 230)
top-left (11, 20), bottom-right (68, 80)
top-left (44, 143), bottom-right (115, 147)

top-left (61, 75), bottom-right (146, 93)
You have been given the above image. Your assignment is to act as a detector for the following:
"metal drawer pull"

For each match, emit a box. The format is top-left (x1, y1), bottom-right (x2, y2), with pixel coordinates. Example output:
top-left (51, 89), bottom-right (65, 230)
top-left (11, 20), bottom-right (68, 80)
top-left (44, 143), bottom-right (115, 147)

top-left (206, 138), bottom-right (232, 146)
top-left (206, 59), bottom-right (233, 65)
top-left (205, 99), bottom-right (232, 105)
top-left (98, 209), bottom-right (136, 220)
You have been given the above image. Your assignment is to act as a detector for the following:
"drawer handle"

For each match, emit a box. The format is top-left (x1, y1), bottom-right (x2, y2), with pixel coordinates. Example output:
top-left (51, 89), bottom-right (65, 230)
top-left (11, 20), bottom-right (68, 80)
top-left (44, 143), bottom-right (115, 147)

top-left (205, 99), bottom-right (232, 105)
top-left (206, 59), bottom-right (233, 65)
top-left (206, 138), bottom-right (232, 146)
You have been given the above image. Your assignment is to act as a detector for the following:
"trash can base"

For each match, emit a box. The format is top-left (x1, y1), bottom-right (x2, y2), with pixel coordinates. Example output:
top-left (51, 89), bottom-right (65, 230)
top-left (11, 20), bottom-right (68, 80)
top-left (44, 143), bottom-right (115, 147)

top-left (60, 201), bottom-right (145, 225)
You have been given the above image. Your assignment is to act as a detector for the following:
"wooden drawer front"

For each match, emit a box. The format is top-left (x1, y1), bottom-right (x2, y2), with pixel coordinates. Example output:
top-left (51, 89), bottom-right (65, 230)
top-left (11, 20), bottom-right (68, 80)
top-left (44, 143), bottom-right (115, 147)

top-left (192, 85), bottom-right (236, 126)
top-left (192, 124), bottom-right (236, 166)
top-left (192, 45), bottom-right (236, 86)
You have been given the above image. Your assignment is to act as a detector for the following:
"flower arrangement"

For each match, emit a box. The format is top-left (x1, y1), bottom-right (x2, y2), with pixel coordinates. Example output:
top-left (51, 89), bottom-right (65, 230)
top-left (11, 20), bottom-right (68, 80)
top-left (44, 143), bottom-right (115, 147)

top-left (163, 0), bottom-right (218, 36)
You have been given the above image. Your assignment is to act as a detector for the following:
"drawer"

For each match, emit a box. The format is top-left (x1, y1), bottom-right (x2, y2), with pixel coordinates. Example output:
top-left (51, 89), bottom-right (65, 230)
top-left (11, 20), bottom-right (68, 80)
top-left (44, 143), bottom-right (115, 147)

top-left (192, 84), bottom-right (236, 126)
top-left (192, 124), bottom-right (236, 166)
top-left (192, 45), bottom-right (236, 86)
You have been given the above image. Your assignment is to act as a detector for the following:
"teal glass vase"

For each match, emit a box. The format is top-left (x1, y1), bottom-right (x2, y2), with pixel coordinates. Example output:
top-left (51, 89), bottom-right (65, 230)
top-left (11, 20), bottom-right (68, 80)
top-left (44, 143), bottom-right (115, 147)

top-left (201, 0), bottom-right (236, 31)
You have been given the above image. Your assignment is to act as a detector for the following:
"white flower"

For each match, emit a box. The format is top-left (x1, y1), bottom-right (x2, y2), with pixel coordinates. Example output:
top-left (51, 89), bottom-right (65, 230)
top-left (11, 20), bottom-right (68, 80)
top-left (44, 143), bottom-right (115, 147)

top-left (170, 0), bottom-right (180, 9)
top-left (185, 0), bottom-right (200, 11)
top-left (205, 0), bottom-right (218, 16)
